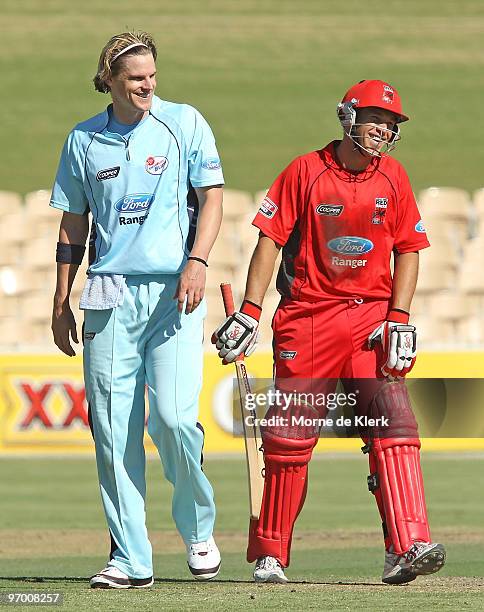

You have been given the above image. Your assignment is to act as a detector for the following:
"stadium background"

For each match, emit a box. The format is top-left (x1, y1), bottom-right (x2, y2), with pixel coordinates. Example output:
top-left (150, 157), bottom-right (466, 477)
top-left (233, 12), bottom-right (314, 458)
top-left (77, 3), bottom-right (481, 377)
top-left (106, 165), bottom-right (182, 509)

top-left (1, 1), bottom-right (483, 609)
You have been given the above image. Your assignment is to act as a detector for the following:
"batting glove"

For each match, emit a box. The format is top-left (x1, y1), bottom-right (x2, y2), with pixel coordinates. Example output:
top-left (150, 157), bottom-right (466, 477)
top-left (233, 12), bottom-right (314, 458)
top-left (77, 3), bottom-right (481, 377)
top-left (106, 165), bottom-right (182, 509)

top-left (368, 309), bottom-right (417, 378)
top-left (211, 300), bottom-right (261, 364)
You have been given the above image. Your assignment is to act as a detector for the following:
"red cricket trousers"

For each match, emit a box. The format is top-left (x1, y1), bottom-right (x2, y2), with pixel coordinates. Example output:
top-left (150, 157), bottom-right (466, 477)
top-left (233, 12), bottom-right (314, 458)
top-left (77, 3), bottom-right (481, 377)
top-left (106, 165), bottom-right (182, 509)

top-left (272, 296), bottom-right (389, 381)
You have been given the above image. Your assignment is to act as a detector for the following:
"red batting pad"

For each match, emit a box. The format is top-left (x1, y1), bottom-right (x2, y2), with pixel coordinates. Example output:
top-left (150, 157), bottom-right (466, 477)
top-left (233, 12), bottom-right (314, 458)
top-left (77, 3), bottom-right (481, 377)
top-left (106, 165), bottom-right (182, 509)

top-left (369, 440), bottom-right (430, 554)
top-left (247, 434), bottom-right (317, 567)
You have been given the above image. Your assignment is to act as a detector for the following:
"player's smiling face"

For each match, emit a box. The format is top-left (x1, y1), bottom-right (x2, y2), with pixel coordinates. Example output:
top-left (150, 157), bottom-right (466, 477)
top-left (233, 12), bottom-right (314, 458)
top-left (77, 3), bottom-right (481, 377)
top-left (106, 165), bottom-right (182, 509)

top-left (107, 53), bottom-right (157, 124)
top-left (355, 107), bottom-right (398, 156)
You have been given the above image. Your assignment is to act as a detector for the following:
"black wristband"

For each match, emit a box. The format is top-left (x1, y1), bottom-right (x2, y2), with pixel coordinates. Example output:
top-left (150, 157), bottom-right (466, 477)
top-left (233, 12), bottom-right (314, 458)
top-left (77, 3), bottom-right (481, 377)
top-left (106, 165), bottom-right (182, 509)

top-left (188, 256), bottom-right (208, 267)
top-left (56, 242), bottom-right (86, 265)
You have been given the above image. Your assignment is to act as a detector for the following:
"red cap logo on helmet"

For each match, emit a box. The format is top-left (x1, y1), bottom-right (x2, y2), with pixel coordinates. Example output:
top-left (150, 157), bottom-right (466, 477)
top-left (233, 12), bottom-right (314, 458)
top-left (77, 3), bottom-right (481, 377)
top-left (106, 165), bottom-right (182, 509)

top-left (382, 85), bottom-right (394, 105)
top-left (341, 80), bottom-right (408, 123)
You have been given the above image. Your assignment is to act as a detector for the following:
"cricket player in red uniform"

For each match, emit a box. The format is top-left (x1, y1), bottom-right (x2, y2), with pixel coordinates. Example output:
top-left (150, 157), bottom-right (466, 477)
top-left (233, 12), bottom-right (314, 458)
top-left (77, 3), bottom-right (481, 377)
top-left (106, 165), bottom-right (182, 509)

top-left (213, 80), bottom-right (446, 584)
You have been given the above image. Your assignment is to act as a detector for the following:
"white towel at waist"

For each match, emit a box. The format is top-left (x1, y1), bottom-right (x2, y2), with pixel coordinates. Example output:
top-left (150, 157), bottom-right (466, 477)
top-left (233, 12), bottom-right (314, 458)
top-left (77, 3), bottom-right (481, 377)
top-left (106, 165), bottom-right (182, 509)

top-left (79, 273), bottom-right (125, 310)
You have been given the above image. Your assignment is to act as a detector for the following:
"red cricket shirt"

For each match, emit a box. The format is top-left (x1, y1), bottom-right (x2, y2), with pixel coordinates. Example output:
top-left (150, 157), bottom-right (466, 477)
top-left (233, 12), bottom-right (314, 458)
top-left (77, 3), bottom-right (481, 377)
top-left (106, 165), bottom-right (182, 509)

top-left (253, 141), bottom-right (430, 301)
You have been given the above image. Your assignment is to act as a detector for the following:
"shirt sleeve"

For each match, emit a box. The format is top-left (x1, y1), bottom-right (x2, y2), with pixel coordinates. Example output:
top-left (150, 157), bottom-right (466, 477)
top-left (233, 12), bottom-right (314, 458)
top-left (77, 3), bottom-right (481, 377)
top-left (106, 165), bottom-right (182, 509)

top-left (187, 108), bottom-right (224, 188)
top-left (50, 130), bottom-right (89, 215)
top-left (252, 158), bottom-right (301, 246)
top-left (393, 165), bottom-right (430, 254)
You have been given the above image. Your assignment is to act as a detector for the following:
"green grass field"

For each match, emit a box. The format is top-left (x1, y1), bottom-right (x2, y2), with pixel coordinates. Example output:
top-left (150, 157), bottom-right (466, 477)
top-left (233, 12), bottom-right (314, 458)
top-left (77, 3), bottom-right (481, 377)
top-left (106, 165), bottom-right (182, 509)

top-left (2, 0), bottom-right (484, 197)
top-left (1, 454), bottom-right (483, 610)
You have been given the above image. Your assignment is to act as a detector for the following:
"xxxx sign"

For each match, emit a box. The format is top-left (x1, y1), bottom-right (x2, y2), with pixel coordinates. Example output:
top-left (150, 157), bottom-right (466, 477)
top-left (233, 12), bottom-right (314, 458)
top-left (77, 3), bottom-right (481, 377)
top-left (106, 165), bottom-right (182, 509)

top-left (0, 355), bottom-right (92, 453)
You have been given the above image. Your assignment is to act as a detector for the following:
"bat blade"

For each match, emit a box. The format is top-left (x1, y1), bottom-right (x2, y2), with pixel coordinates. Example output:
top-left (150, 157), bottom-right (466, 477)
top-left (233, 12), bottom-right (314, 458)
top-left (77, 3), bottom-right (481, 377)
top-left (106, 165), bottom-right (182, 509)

top-left (220, 282), bottom-right (264, 519)
top-left (234, 360), bottom-right (264, 519)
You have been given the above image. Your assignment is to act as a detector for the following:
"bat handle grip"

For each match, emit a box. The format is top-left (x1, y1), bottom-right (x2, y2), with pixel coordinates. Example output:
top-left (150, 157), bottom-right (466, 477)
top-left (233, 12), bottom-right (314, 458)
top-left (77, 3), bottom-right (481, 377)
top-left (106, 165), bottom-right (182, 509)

top-left (220, 282), bottom-right (235, 316)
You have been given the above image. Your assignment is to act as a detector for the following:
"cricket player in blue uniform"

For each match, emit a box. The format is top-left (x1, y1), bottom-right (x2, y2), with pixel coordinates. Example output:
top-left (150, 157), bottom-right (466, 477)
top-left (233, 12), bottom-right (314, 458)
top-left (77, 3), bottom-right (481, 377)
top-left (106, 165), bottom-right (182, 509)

top-left (50, 31), bottom-right (224, 588)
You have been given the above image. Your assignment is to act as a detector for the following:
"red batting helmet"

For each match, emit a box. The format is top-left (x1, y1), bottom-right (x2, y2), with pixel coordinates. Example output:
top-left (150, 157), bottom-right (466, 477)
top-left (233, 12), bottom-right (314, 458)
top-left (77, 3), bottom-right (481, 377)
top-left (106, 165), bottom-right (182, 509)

top-left (339, 79), bottom-right (408, 123)
top-left (337, 80), bottom-right (408, 156)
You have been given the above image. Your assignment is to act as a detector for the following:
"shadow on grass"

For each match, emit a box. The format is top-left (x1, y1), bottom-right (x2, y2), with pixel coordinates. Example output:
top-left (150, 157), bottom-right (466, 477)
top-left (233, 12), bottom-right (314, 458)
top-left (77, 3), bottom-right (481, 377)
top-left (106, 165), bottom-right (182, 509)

top-left (0, 576), bottom-right (386, 587)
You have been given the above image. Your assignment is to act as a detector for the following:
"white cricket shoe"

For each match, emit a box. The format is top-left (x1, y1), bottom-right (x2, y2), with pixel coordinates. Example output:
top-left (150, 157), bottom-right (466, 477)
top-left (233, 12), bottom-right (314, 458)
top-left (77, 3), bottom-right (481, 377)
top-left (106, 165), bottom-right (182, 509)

top-left (187, 536), bottom-right (221, 580)
top-left (253, 556), bottom-right (289, 583)
top-left (90, 566), bottom-right (154, 589)
top-left (382, 541), bottom-right (446, 584)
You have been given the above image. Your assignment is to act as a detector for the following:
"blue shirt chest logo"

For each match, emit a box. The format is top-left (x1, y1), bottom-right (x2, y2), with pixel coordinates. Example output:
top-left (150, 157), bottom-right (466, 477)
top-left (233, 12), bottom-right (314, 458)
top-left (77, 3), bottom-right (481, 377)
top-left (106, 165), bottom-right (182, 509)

top-left (114, 193), bottom-right (154, 214)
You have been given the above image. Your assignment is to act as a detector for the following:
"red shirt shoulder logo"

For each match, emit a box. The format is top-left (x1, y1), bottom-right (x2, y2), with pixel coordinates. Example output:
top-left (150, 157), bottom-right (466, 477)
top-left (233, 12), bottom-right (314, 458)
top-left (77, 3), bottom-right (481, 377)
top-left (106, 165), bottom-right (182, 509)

top-left (259, 196), bottom-right (278, 219)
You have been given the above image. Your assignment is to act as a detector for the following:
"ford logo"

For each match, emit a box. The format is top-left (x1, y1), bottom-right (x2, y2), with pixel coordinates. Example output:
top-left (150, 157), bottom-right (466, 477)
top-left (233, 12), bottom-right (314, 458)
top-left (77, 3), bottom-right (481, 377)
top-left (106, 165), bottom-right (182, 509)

top-left (327, 236), bottom-right (374, 255)
top-left (202, 158), bottom-right (221, 170)
top-left (114, 193), bottom-right (154, 213)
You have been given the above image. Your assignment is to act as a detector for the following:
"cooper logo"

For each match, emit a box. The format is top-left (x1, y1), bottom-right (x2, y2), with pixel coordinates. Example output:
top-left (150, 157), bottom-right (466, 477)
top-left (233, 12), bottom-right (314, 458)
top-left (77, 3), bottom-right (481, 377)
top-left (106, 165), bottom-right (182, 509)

top-left (415, 220), bottom-right (426, 233)
top-left (114, 193), bottom-right (154, 213)
top-left (202, 158), bottom-right (221, 170)
top-left (280, 350), bottom-right (297, 360)
top-left (96, 166), bottom-right (120, 181)
top-left (316, 204), bottom-right (343, 217)
top-left (259, 196), bottom-right (278, 219)
top-left (327, 236), bottom-right (374, 255)
top-left (145, 156), bottom-right (169, 175)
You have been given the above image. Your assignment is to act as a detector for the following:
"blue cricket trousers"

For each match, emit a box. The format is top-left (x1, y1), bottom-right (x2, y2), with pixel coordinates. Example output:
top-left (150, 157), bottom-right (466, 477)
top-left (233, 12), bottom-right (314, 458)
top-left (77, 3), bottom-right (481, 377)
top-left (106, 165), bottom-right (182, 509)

top-left (83, 274), bottom-right (216, 578)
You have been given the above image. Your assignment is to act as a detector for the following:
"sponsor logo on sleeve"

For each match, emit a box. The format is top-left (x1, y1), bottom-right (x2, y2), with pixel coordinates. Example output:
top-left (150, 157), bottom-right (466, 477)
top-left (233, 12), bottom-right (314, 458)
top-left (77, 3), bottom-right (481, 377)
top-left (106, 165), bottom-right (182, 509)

top-left (201, 158), bottom-right (221, 170)
top-left (315, 204), bottom-right (344, 217)
top-left (96, 166), bottom-right (120, 181)
top-left (84, 332), bottom-right (96, 340)
top-left (259, 196), bottom-right (278, 219)
top-left (415, 220), bottom-right (426, 233)
top-left (145, 156), bottom-right (169, 175)
top-left (327, 236), bottom-right (373, 255)
top-left (279, 350), bottom-right (297, 360)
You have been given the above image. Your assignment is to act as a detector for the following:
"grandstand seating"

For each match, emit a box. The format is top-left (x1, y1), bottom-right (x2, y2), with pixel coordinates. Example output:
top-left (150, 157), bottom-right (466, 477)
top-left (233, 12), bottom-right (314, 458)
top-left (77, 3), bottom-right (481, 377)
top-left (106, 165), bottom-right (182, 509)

top-left (0, 186), bottom-right (483, 351)
top-left (419, 187), bottom-right (472, 244)
top-left (0, 191), bottom-right (22, 215)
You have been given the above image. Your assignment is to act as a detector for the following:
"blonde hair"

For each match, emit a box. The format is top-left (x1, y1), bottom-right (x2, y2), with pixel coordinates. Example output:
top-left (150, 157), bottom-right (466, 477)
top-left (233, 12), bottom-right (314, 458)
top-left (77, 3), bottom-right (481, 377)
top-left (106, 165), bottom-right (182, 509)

top-left (93, 31), bottom-right (157, 93)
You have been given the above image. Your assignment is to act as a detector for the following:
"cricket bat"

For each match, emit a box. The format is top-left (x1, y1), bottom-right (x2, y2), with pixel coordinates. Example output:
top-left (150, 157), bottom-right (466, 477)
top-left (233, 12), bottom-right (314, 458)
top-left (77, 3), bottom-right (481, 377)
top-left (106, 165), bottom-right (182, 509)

top-left (220, 282), bottom-right (264, 519)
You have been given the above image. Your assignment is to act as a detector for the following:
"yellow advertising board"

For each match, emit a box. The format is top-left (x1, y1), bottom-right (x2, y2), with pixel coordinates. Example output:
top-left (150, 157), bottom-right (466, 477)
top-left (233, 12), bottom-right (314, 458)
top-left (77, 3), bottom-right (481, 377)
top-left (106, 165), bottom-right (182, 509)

top-left (0, 353), bottom-right (483, 454)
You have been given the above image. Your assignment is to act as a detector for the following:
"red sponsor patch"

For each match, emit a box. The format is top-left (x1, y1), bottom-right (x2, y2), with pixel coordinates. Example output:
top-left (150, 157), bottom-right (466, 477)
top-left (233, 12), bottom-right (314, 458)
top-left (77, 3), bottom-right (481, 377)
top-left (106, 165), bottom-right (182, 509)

top-left (259, 196), bottom-right (278, 219)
